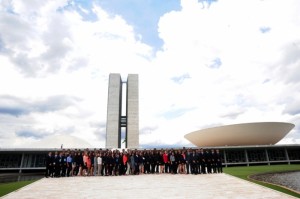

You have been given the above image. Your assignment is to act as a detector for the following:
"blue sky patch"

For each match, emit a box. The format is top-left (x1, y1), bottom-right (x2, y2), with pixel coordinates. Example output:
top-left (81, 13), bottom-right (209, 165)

top-left (163, 107), bottom-right (195, 120)
top-left (16, 130), bottom-right (46, 139)
top-left (0, 107), bottom-right (27, 117)
top-left (209, 57), bottom-right (222, 69)
top-left (95, 0), bottom-right (181, 51)
top-left (58, 0), bottom-right (98, 21)
top-left (199, 0), bottom-right (218, 7)
top-left (260, 26), bottom-right (271, 33)
top-left (171, 73), bottom-right (191, 84)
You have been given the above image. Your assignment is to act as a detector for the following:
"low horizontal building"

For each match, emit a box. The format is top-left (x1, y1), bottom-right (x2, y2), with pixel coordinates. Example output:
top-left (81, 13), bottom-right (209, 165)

top-left (0, 122), bottom-right (299, 173)
top-left (0, 144), bottom-right (300, 173)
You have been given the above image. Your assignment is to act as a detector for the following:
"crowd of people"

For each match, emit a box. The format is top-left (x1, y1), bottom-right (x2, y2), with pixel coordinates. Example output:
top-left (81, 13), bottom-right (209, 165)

top-left (45, 148), bottom-right (223, 178)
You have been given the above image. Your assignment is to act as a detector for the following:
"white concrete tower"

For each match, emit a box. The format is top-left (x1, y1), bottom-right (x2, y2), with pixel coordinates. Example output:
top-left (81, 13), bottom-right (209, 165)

top-left (106, 73), bottom-right (139, 149)
top-left (106, 73), bottom-right (122, 148)
top-left (126, 74), bottom-right (139, 148)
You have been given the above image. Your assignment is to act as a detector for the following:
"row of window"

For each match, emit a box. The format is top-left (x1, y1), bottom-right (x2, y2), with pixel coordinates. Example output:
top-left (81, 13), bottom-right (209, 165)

top-left (225, 148), bottom-right (300, 163)
top-left (0, 154), bottom-right (45, 168)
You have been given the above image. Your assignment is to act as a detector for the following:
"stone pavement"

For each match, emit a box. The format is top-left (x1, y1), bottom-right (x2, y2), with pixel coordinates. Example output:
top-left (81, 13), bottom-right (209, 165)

top-left (1, 173), bottom-right (297, 199)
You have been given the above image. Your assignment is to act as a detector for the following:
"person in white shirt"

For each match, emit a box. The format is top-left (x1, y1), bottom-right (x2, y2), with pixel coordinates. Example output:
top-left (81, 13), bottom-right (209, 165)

top-left (97, 152), bottom-right (103, 176)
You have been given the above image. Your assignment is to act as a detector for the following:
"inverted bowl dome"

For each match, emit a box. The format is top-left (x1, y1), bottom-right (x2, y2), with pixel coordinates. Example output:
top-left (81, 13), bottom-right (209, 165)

top-left (184, 122), bottom-right (295, 147)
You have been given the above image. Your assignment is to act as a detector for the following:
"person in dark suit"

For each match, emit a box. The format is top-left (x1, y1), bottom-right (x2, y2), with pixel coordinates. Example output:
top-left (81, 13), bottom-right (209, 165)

top-left (61, 152), bottom-right (67, 177)
top-left (114, 151), bottom-right (121, 176)
top-left (169, 151), bottom-right (176, 174)
top-left (199, 148), bottom-right (206, 174)
top-left (101, 152), bottom-right (107, 176)
top-left (205, 149), bottom-right (212, 174)
top-left (133, 152), bottom-right (140, 175)
top-left (107, 152), bottom-right (114, 176)
top-left (149, 151), bottom-right (155, 174)
top-left (53, 151), bottom-right (60, 177)
top-left (144, 151), bottom-right (151, 174)
top-left (73, 152), bottom-right (78, 176)
top-left (190, 150), bottom-right (198, 174)
top-left (215, 149), bottom-right (223, 173)
top-left (139, 151), bottom-right (145, 174)
top-left (174, 150), bottom-right (181, 174)
top-left (211, 149), bottom-right (216, 173)
top-left (185, 149), bottom-right (191, 174)
top-left (45, 151), bottom-right (53, 178)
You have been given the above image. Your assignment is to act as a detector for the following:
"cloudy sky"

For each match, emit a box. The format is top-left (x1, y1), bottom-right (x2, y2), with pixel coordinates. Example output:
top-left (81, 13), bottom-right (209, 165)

top-left (0, 0), bottom-right (300, 149)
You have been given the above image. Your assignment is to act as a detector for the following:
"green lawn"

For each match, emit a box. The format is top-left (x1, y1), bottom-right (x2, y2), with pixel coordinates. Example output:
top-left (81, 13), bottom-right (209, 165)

top-left (224, 164), bottom-right (300, 198)
top-left (0, 180), bottom-right (36, 197)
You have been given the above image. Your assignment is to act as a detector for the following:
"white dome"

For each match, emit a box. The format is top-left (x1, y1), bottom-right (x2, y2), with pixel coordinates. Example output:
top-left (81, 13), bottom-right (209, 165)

top-left (184, 122), bottom-right (295, 147)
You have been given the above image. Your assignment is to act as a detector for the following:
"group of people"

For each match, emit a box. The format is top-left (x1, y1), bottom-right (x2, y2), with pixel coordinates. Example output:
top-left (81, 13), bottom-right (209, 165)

top-left (45, 148), bottom-right (223, 178)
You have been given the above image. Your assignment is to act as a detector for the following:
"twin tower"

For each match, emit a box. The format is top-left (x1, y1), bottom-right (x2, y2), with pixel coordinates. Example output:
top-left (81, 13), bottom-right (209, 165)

top-left (106, 73), bottom-right (139, 149)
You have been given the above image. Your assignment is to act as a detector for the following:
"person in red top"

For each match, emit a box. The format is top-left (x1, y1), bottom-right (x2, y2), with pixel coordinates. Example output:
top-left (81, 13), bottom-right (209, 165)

top-left (163, 150), bottom-right (169, 173)
top-left (86, 153), bottom-right (92, 176)
top-left (122, 151), bottom-right (128, 175)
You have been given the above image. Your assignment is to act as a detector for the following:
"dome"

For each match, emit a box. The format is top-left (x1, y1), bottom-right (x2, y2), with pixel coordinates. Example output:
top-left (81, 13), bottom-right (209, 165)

top-left (184, 122), bottom-right (295, 147)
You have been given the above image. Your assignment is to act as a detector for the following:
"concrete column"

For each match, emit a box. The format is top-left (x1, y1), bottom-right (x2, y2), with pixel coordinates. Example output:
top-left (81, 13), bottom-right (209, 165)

top-left (284, 147), bottom-right (290, 165)
top-left (265, 149), bottom-right (270, 165)
top-left (223, 150), bottom-right (227, 167)
top-left (19, 153), bottom-right (24, 174)
top-left (244, 149), bottom-right (249, 166)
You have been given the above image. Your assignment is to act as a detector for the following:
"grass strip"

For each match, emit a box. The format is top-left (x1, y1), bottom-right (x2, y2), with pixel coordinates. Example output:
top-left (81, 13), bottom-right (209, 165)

top-left (223, 164), bottom-right (300, 198)
top-left (0, 180), bottom-right (36, 197)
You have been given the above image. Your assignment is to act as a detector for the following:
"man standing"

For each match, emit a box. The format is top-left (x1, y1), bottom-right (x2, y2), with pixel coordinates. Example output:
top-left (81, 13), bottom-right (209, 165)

top-left (185, 149), bottom-right (191, 174)
top-left (66, 153), bottom-right (72, 177)
top-left (190, 150), bottom-right (197, 174)
top-left (199, 148), bottom-right (206, 174)
top-left (211, 149), bottom-right (216, 173)
top-left (61, 152), bottom-right (67, 177)
top-left (205, 149), bottom-right (212, 174)
top-left (53, 151), bottom-right (60, 177)
top-left (215, 149), bottom-right (223, 173)
top-left (144, 151), bottom-right (150, 174)
top-left (45, 151), bottom-right (53, 178)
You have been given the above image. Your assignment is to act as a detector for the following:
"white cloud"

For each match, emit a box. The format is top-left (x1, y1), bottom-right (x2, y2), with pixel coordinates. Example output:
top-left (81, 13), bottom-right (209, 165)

top-left (0, 0), bottom-right (300, 148)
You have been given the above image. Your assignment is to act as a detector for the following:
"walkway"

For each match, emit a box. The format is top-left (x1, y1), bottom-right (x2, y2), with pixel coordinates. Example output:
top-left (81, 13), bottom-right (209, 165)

top-left (2, 173), bottom-right (297, 199)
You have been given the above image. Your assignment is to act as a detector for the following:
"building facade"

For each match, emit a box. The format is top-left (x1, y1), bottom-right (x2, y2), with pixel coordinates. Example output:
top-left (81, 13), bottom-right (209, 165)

top-left (0, 145), bottom-right (299, 173)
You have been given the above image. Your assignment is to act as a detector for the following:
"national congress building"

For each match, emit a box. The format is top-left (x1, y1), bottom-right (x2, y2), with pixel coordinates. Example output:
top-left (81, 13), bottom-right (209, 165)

top-left (0, 74), bottom-right (300, 173)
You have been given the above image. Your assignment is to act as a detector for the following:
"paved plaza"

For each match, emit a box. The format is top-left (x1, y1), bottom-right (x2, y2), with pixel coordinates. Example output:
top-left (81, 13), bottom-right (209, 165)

top-left (2, 173), bottom-right (297, 199)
